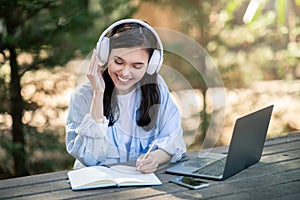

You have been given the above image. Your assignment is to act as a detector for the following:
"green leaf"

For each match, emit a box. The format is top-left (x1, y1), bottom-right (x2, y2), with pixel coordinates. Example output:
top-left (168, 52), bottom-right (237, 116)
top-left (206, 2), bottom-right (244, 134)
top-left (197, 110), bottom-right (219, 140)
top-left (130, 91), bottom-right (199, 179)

top-left (276, 0), bottom-right (286, 25)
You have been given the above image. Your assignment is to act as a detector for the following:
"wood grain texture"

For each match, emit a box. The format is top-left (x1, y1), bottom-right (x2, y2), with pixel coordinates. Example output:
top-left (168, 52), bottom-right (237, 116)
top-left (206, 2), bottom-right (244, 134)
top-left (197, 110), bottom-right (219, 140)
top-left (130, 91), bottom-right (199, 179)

top-left (0, 133), bottom-right (299, 200)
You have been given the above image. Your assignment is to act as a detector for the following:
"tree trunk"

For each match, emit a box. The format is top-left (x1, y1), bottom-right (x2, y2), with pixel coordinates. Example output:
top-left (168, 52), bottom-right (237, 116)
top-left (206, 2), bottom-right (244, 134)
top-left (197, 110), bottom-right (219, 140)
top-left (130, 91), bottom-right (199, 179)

top-left (9, 47), bottom-right (29, 177)
top-left (187, 88), bottom-right (208, 151)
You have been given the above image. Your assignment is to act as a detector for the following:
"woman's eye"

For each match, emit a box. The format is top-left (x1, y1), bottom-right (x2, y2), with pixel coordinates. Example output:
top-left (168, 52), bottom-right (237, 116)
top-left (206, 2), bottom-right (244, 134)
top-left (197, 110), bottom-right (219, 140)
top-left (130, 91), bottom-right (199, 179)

top-left (114, 60), bottom-right (123, 65)
top-left (133, 65), bottom-right (143, 69)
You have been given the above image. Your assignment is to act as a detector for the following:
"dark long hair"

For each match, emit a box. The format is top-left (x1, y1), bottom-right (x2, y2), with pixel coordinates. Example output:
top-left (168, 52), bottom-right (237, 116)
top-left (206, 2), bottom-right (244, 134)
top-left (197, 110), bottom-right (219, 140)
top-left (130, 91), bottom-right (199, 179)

top-left (102, 22), bottom-right (161, 131)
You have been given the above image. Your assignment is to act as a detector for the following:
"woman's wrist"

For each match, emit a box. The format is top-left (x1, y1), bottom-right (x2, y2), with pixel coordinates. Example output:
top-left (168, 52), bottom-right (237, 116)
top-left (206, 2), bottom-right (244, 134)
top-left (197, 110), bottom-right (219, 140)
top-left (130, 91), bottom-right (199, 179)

top-left (152, 149), bottom-right (171, 165)
top-left (90, 91), bottom-right (104, 123)
top-left (93, 89), bottom-right (104, 97)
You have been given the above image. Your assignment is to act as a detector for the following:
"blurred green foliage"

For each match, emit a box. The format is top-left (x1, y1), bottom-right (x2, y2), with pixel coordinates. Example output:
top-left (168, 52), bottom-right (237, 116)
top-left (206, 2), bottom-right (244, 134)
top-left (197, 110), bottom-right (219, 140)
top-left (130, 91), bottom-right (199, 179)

top-left (157, 0), bottom-right (299, 88)
top-left (146, 0), bottom-right (299, 149)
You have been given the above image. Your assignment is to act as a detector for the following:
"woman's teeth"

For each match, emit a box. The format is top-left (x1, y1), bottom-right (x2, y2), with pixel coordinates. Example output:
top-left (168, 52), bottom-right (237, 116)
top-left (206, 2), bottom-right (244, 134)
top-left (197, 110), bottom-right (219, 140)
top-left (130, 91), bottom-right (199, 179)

top-left (118, 76), bottom-right (130, 82)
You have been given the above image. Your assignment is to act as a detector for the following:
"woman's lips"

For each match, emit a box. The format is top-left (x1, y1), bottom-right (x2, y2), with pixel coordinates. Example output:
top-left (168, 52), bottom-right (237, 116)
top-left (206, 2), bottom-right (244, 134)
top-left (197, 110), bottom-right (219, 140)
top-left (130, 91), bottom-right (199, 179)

top-left (117, 75), bottom-right (131, 83)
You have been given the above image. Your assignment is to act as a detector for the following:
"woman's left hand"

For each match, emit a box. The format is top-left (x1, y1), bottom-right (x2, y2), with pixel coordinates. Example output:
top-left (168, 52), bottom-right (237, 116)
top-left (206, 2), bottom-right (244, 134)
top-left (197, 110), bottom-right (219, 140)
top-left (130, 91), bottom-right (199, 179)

top-left (136, 149), bottom-right (171, 174)
top-left (136, 152), bottom-right (159, 174)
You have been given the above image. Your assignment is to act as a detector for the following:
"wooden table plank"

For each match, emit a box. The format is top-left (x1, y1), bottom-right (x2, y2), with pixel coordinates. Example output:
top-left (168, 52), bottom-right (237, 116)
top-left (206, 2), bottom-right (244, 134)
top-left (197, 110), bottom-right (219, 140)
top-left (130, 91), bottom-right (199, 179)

top-left (263, 139), bottom-right (300, 155)
top-left (0, 171), bottom-right (66, 189)
top-left (264, 132), bottom-right (300, 146)
top-left (0, 133), bottom-right (299, 200)
top-left (0, 172), bottom-right (68, 199)
top-left (4, 157), bottom-right (299, 200)
top-left (152, 168), bottom-right (300, 200)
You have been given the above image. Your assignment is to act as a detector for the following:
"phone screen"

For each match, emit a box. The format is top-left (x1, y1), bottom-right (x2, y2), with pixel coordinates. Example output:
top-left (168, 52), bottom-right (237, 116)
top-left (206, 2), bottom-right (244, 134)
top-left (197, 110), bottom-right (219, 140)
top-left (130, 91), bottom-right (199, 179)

top-left (170, 176), bottom-right (209, 189)
top-left (181, 176), bottom-right (207, 186)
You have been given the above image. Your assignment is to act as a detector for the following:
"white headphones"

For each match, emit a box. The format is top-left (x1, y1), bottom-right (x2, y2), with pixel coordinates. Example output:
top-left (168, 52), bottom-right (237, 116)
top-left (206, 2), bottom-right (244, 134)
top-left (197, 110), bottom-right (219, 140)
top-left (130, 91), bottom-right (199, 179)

top-left (96, 19), bottom-right (164, 75)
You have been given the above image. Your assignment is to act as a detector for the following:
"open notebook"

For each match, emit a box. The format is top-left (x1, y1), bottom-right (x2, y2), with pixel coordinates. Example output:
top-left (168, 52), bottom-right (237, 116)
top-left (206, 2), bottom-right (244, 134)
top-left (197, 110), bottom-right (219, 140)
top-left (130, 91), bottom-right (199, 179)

top-left (67, 165), bottom-right (162, 190)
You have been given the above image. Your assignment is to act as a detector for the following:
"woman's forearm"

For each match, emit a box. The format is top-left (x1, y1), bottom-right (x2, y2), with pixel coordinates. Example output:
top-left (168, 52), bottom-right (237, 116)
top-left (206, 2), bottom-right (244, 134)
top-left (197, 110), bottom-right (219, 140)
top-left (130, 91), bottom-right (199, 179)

top-left (151, 149), bottom-right (172, 165)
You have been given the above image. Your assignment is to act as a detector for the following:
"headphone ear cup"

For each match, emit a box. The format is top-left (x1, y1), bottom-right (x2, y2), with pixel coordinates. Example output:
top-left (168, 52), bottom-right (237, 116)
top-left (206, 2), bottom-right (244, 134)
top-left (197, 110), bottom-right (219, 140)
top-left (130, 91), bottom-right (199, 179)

top-left (97, 37), bottom-right (110, 64)
top-left (147, 49), bottom-right (161, 75)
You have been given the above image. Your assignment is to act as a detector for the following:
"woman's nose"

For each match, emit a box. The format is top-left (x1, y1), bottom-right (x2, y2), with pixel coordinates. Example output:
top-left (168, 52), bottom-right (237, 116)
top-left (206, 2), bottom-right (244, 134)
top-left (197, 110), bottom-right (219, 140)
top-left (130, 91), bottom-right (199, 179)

top-left (120, 65), bottom-right (131, 76)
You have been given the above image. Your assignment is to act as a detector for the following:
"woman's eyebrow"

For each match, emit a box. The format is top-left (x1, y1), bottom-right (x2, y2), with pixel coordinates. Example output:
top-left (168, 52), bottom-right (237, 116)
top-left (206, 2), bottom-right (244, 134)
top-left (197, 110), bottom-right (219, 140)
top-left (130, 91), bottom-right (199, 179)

top-left (113, 56), bottom-right (124, 60)
top-left (113, 56), bottom-right (146, 65)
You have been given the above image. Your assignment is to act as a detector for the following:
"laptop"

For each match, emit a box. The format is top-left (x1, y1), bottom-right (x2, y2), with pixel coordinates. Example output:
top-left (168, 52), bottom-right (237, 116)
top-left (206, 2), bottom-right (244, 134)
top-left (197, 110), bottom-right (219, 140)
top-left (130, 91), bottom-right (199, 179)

top-left (166, 105), bottom-right (274, 180)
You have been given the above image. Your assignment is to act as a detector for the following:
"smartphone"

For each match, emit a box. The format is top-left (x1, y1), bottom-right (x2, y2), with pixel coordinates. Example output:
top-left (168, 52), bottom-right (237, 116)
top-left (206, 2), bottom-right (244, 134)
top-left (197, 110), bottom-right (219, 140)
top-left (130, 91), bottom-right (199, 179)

top-left (169, 176), bottom-right (209, 189)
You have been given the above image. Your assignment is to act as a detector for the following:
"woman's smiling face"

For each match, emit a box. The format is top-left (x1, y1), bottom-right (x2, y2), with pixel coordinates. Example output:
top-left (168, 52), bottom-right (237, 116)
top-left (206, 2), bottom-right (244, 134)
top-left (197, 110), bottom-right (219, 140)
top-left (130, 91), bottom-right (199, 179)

top-left (107, 47), bottom-right (149, 94)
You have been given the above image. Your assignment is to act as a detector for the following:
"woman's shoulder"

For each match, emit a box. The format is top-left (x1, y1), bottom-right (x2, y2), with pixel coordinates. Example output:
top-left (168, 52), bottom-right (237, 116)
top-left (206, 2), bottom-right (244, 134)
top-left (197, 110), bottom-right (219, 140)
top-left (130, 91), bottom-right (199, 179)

top-left (157, 74), bottom-right (168, 90)
top-left (72, 81), bottom-right (93, 98)
top-left (156, 74), bottom-right (172, 100)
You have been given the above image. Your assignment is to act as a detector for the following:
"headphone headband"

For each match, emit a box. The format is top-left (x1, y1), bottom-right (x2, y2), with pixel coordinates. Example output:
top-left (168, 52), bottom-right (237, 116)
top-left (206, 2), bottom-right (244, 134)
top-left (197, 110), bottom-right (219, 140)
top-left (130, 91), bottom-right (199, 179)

top-left (97, 19), bottom-right (164, 74)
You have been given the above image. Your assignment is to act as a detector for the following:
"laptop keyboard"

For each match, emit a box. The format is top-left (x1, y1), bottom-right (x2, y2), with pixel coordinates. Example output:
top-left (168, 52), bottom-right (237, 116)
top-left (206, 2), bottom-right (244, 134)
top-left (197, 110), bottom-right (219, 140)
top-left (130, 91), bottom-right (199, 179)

top-left (184, 157), bottom-right (216, 168)
top-left (192, 157), bottom-right (227, 176)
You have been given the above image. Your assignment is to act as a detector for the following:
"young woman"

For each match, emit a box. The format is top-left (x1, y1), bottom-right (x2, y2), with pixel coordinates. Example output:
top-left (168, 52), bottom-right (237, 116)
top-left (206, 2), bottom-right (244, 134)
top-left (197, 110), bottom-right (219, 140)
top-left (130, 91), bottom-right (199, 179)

top-left (66, 19), bottom-right (186, 173)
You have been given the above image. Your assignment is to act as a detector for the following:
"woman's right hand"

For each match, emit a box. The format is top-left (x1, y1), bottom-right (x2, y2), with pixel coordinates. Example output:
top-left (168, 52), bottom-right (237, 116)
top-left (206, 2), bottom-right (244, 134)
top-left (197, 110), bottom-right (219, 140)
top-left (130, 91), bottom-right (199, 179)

top-left (87, 49), bottom-right (105, 93)
top-left (88, 49), bottom-right (106, 123)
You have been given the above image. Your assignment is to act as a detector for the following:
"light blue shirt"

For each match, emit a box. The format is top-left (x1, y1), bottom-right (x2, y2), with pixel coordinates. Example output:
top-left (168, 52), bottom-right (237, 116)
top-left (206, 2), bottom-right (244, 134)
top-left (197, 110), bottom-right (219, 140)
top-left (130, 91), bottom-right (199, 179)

top-left (66, 75), bottom-right (186, 168)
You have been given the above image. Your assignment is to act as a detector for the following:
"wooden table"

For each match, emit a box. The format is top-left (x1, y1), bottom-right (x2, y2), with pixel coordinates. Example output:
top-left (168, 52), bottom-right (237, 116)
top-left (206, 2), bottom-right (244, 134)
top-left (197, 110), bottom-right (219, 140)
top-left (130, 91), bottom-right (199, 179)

top-left (1, 132), bottom-right (299, 200)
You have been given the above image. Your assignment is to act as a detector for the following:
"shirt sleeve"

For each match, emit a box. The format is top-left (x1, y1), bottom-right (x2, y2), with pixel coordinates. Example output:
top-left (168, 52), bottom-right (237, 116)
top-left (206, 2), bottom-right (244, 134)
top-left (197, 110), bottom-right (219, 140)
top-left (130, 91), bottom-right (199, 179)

top-left (155, 76), bottom-right (187, 162)
top-left (65, 82), bottom-right (109, 167)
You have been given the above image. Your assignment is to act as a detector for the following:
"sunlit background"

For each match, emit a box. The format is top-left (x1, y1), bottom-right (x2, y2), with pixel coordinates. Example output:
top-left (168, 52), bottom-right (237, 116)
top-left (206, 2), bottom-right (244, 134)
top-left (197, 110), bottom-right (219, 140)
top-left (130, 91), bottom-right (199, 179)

top-left (0, 0), bottom-right (299, 179)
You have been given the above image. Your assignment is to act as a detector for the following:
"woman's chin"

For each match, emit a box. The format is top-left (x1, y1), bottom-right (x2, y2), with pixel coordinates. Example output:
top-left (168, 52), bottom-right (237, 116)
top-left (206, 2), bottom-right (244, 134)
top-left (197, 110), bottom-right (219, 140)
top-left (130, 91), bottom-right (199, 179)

top-left (115, 84), bottom-right (135, 94)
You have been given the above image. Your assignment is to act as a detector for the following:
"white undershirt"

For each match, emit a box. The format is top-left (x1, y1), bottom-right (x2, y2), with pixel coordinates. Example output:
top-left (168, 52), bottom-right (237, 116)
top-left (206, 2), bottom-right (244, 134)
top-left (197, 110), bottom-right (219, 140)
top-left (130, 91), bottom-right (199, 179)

top-left (116, 89), bottom-right (136, 151)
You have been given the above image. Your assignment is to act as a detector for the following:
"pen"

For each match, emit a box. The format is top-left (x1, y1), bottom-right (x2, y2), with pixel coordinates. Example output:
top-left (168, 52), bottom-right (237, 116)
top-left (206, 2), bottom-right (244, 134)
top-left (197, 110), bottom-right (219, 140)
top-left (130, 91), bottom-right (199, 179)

top-left (137, 139), bottom-right (158, 170)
